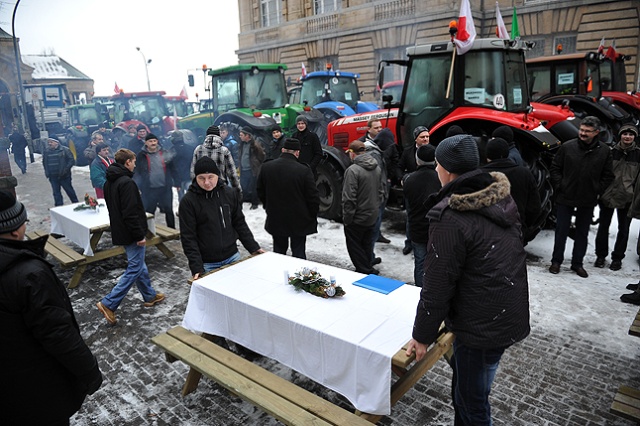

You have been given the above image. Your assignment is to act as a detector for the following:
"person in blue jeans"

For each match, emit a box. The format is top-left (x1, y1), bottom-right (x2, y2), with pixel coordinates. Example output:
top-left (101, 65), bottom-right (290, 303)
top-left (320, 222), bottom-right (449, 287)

top-left (96, 148), bottom-right (164, 325)
top-left (406, 135), bottom-right (530, 425)
top-left (42, 138), bottom-right (79, 206)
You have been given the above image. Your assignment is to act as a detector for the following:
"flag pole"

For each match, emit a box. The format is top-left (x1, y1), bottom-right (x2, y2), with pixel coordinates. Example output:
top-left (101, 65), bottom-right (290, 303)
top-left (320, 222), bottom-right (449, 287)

top-left (446, 21), bottom-right (458, 99)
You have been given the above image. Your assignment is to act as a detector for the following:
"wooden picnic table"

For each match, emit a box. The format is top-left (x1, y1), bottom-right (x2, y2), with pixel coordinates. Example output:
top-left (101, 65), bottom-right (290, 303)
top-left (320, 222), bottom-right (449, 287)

top-left (610, 307), bottom-right (640, 422)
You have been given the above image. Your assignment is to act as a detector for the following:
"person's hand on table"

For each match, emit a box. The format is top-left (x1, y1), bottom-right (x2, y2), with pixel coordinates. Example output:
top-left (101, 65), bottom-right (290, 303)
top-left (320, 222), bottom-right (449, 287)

top-left (406, 338), bottom-right (428, 362)
top-left (193, 272), bottom-right (201, 280)
top-left (251, 249), bottom-right (266, 255)
top-left (137, 238), bottom-right (146, 247)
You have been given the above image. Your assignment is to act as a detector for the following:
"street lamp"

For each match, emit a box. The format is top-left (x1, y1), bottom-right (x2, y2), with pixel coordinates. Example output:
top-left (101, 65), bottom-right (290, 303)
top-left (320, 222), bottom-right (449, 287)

top-left (135, 47), bottom-right (152, 91)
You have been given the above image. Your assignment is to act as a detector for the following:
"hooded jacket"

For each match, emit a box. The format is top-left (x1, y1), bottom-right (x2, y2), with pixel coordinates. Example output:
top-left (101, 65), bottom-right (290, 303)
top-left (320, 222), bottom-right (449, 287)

top-left (0, 236), bottom-right (102, 424)
top-left (292, 126), bottom-right (322, 173)
top-left (104, 162), bottom-right (148, 245)
top-left (341, 153), bottom-right (384, 227)
top-left (412, 170), bottom-right (530, 349)
top-left (191, 135), bottom-right (241, 192)
top-left (178, 179), bottom-right (260, 275)
top-left (601, 140), bottom-right (640, 209)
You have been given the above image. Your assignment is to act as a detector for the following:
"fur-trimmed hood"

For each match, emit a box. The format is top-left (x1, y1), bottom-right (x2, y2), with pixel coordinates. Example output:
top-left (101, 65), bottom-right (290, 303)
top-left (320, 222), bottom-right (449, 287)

top-left (428, 169), bottom-right (517, 229)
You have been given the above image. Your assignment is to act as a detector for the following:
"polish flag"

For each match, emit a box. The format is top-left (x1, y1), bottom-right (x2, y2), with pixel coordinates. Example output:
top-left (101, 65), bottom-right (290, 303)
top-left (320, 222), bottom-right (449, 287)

top-left (454, 0), bottom-right (477, 55)
top-left (114, 82), bottom-right (120, 94)
top-left (606, 39), bottom-right (617, 62)
top-left (597, 36), bottom-right (605, 54)
top-left (179, 85), bottom-right (187, 98)
top-left (495, 2), bottom-right (509, 40)
top-left (301, 63), bottom-right (307, 78)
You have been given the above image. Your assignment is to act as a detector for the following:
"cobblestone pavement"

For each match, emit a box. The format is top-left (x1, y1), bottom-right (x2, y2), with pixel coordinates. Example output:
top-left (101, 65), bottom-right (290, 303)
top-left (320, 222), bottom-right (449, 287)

top-left (9, 156), bottom-right (640, 426)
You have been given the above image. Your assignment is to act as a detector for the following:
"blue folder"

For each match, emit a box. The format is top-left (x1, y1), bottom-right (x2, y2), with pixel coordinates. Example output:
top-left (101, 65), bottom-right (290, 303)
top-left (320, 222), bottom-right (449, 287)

top-left (352, 274), bottom-right (405, 295)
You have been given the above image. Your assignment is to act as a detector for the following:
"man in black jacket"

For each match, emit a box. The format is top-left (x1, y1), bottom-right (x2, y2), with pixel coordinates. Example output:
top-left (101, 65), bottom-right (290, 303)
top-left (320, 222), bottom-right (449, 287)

top-left (257, 138), bottom-right (320, 259)
top-left (549, 116), bottom-right (614, 278)
top-left (406, 134), bottom-right (530, 425)
top-left (43, 138), bottom-right (79, 206)
top-left (96, 149), bottom-right (165, 325)
top-left (292, 116), bottom-right (322, 178)
top-left (0, 191), bottom-right (102, 424)
top-left (179, 157), bottom-right (263, 280)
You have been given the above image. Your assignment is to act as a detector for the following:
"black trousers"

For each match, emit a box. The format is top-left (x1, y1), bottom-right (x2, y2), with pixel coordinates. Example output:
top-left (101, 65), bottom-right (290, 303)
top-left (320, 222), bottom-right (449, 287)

top-left (142, 186), bottom-right (175, 229)
top-left (344, 222), bottom-right (375, 274)
top-left (273, 235), bottom-right (307, 259)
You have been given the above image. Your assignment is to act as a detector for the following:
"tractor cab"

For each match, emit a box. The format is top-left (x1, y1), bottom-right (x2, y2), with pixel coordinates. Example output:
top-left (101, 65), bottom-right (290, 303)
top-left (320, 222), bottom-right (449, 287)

top-left (110, 91), bottom-right (175, 140)
top-left (599, 53), bottom-right (640, 123)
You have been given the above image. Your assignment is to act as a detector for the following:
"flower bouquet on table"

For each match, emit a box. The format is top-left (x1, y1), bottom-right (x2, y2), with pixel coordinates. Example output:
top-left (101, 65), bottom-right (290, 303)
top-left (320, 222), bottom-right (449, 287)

top-left (287, 267), bottom-right (345, 299)
top-left (74, 193), bottom-right (104, 211)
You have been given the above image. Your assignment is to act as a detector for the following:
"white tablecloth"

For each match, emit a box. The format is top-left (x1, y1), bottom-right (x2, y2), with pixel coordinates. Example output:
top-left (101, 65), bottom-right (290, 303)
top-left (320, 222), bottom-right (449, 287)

top-left (49, 200), bottom-right (155, 256)
top-left (182, 252), bottom-right (420, 415)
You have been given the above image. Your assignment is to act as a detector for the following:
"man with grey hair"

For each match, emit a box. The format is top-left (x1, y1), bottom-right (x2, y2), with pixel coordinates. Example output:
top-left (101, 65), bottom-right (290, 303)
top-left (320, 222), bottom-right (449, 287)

top-left (549, 115), bottom-right (614, 278)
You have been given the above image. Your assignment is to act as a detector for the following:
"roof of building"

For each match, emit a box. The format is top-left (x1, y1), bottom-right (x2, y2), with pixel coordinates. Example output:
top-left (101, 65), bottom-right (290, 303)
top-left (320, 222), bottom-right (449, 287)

top-left (21, 54), bottom-right (92, 80)
top-left (0, 27), bottom-right (13, 39)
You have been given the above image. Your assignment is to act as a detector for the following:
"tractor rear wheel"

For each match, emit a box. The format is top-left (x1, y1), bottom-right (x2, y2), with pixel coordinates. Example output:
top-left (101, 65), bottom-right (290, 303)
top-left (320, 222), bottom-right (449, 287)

top-left (316, 160), bottom-right (343, 221)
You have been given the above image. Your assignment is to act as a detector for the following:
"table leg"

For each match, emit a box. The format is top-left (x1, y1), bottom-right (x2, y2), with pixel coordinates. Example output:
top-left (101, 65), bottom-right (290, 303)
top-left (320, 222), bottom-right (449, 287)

top-left (68, 264), bottom-right (88, 289)
top-left (181, 368), bottom-right (203, 396)
top-left (89, 231), bottom-right (104, 253)
top-left (155, 242), bottom-right (175, 259)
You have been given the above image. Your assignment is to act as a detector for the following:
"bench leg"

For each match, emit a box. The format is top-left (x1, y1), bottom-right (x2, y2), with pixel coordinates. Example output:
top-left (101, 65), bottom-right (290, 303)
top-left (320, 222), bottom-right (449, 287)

top-left (68, 264), bottom-right (87, 289)
top-left (181, 367), bottom-right (203, 396)
top-left (155, 242), bottom-right (175, 259)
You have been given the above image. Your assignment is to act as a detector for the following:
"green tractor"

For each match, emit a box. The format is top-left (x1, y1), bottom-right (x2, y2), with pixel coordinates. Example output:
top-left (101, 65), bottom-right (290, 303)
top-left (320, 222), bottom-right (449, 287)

top-left (64, 103), bottom-right (110, 166)
top-left (179, 63), bottom-right (327, 145)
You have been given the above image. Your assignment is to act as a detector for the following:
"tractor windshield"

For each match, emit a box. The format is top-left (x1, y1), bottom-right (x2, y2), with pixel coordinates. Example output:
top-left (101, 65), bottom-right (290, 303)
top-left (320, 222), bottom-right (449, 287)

top-left (600, 59), bottom-right (628, 92)
top-left (529, 58), bottom-right (601, 100)
top-left (213, 69), bottom-right (287, 111)
top-left (113, 96), bottom-right (167, 125)
top-left (166, 100), bottom-right (189, 117)
top-left (300, 76), bottom-right (360, 110)
top-left (75, 107), bottom-right (101, 126)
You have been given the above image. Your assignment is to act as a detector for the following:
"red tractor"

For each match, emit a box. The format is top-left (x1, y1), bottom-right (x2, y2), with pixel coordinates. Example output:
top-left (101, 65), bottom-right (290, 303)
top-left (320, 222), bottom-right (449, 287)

top-left (317, 37), bottom-right (574, 241)
top-left (600, 52), bottom-right (640, 124)
top-left (110, 91), bottom-right (178, 142)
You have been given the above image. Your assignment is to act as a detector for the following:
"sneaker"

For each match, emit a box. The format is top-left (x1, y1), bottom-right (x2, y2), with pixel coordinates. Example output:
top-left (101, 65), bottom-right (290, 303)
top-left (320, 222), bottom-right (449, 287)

top-left (610, 260), bottom-right (622, 271)
top-left (376, 235), bottom-right (391, 244)
top-left (621, 292), bottom-right (640, 305)
top-left (627, 283), bottom-right (639, 291)
top-left (372, 257), bottom-right (382, 265)
top-left (96, 302), bottom-right (117, 325)
top-left (402, 244), bottom-right (413, 255)
top-left (143, 293), bottom-right (165, 307)
top-left (594, 257), bottom-right (605, 268)
top-left (549, 263), bottom-right (560, 274)
top-left (570, 265), bottom-right (589, 278)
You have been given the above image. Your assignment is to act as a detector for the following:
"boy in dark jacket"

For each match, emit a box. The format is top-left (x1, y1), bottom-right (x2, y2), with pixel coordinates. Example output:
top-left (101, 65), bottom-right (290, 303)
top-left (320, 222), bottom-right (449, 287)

top-left (96, 149), bottom-right (165, 325)
top-left (406, 134), bottom-right (530, 425)
top-left (179, 156), bottom-right (263, 280)
top-left (0, 191), bottom-right (102, 423)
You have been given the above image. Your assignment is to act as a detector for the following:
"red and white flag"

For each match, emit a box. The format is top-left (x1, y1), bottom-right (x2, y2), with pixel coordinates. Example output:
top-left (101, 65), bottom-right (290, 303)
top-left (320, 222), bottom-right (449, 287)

top-left (179, 85), bottom-right (187, 98)
top-left (301, 63), bottom-right (307, 78)
top-left (454, 0), bottom-right (477, 55)
top-left (606, 39), bottom-right (617, 62)
top-left (495, 2), bottom-right (509, 40)
top-left (114, 82), bottom-right (120, 94)
top-left (597, 36), bottom-right (605, 54)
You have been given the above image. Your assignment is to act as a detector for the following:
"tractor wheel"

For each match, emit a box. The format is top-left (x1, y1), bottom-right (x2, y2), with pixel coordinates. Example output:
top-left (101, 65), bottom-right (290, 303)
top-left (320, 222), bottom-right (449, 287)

top-left (527, 157), bottom-right (554, 240)
top-left (309, 118), bottom-right (329, 145)
top-left (316, 160), bottom-right (343, 221)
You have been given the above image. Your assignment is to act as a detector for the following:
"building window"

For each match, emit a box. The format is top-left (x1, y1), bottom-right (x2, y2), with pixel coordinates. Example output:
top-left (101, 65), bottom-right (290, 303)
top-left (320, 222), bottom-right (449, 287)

top-left (314, 0), bottom-right (339, 15)
top-left (261, 0), bottom-right (280, 27)
top-left (310, 56), bottom-right (339, 72)
top-left (524, 39), bottom-right (546, 59)
top-left (554, 35), bottom-right (577, 55)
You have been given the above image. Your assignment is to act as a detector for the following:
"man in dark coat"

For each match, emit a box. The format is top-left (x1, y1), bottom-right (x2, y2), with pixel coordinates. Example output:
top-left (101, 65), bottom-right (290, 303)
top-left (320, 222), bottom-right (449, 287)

top-left (264, 125), bottom-right (286, 161)
top-left (127, 124), bottom-right (147, 154)
top-left (406, 134), bottom-right (530, 425)
top-left (42, 138), bottom-right (79, 206)
top-left (9, 125), bottom-right (28, 174)
top-left (257, 138), bottom-right (320, 259)
top-left (238, 127), bottom-right (265, 209)
top-left (169, 130), bottom-right (196, 201)
top-left (402, 144), bottom-right (441, 285)
top-left (482, 137), bottom-right (542, 244)
top-left (179, 157), bottom-right (263, 279)
top-left (549, 116), bottom-right (614, 278)
top-left (96, 149), bottom-right (165, 325)
top-left (0, 191), bottom-right (102, 424)
top-left (292, 115), bottom-right (322, 177)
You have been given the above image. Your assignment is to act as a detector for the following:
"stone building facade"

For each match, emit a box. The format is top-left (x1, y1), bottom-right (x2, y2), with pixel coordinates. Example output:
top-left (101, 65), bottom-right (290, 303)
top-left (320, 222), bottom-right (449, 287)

top-left (236, 0), bottom-right (640, 101)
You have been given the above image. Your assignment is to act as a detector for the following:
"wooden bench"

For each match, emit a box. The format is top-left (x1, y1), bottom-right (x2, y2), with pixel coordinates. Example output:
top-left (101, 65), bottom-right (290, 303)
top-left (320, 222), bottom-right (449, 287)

top-left (152, 326), bottom-right (455, 425)
top-left (27, 230), bottom-right (85, 268)
top-left (152, 326), bottom-right (373, 426)
top-left (611, 385), bottom-right (640, 422)
top-left (629, 307), bottom-right (640, 337)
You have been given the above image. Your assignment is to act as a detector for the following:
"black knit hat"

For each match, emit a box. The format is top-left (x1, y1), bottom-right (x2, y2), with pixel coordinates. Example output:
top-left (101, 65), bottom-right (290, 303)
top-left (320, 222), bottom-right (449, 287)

top-left (415, 144), bottom-right (436, 165)
top-left (137, 124), bottom-right (146, 131)
top-left (240, 127), bottom-right (253, 137)
top-left (145, 133), bottom-right (158, 141)
top-left (283, 138), bottom-right (301, 151)
top-left (272, 125), bottom-right (283, 133)
top-left (193, 156), bottom-right (220, 176)
top-left (435, 134), bottom-right (479, 174)
top-left (485, 137), bottom-right (510, 161)
top-left (619, 124), bottom-right (638, 137)
top-left (206, 125), bottom-right (220, 136)
top-left (492, 126), bottom-right (514, 143)
top-left (445, 125), bottom-right (465, 138)
top-left (413, 126), bottom-right (429, 140)
top-left (0, 191), bottom-right (27, 234)
top-left (296, 115), bottom-right (308, 125)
